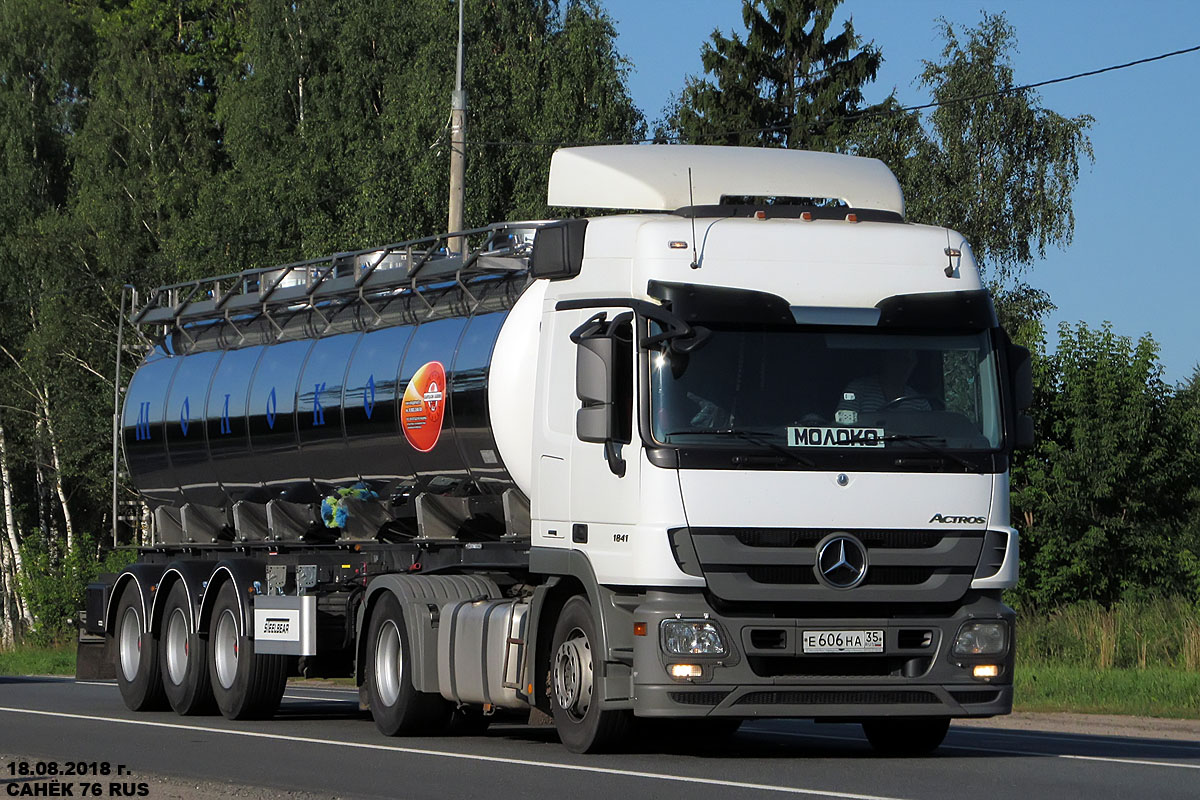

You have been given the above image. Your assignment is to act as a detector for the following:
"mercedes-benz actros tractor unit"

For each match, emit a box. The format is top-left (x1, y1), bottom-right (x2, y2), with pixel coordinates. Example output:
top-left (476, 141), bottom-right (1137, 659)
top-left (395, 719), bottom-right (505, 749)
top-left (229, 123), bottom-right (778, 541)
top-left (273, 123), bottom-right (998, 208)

top-left (85, 145), bottom-right (1031, 754)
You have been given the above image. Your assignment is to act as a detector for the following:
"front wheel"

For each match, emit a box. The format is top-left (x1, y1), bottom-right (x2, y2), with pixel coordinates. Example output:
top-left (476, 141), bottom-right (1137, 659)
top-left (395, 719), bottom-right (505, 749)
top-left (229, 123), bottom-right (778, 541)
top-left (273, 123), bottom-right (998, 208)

top-left (364, 592), bottom-right (449, 736)
top-left (112, 581), bottom-right (166, 711)
top-left (549, 596), bottom-right (631, 753)
top-left (207, 582), bottom-right (287, 720)
top-left (862, 717), bottom-right (950, 755)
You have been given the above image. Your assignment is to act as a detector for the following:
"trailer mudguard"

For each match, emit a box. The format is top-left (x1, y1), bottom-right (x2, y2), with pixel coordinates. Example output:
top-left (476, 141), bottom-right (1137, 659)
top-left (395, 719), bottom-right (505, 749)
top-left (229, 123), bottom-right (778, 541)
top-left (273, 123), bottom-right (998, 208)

top-left (104, 563), bottom-right (166, 637)
top-left (197, 559), bottom-right (270, 639)
top-left (356, 574), bottom-right (500, 694)
top-left (149, 560), bottom-right (213, 636)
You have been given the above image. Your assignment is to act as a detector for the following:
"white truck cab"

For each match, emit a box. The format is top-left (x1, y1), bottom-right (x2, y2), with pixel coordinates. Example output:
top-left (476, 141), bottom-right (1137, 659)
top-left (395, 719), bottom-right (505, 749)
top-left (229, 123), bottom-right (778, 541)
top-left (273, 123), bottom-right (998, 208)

top-left (497, 146), bottom-right (1028, 751)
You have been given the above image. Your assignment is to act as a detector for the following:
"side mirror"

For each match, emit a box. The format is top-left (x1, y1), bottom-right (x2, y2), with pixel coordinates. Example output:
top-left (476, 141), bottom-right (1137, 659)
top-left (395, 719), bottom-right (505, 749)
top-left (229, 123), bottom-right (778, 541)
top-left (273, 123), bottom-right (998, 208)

top-left (572, 313), bottom-right (631, 477)
top-left (576, 337), bottom-right (615, 444)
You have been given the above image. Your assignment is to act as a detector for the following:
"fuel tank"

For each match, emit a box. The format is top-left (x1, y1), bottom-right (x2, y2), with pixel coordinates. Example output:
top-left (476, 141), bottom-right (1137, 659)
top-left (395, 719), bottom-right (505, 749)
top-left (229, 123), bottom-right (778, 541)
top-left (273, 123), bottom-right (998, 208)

top-left (121, 272), bottom-right (541, 510)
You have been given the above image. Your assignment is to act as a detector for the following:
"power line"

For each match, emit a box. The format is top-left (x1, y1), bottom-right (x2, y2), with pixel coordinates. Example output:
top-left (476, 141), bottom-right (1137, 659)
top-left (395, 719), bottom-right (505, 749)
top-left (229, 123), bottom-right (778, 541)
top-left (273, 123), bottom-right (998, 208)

top-left (852, 42), bottom-right (1200, 118)
top-left (462, 42), bottom-right (1200, 148)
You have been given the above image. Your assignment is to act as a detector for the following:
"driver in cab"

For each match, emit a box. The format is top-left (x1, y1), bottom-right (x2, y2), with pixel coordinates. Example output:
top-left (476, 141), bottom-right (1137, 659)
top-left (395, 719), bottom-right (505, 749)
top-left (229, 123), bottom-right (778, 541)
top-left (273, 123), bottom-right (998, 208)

top-left (836, 349), bottom-right (931, 424)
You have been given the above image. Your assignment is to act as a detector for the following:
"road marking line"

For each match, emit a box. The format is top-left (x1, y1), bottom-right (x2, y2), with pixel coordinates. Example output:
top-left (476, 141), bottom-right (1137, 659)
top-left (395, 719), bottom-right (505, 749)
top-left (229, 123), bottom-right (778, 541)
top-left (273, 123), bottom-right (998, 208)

top-left (74, 681), bottom-right (116, 687)
top-left (741, 726), bottom-right (1200, 770)
top-left (0, 707), bottom-right (911, 800)
top-left (953, 727), bottom-right (1200, 752)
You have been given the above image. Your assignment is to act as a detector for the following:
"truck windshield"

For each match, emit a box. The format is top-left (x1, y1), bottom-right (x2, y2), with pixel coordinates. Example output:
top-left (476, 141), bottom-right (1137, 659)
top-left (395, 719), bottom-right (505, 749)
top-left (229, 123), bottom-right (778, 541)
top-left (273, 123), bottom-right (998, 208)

top-left (648, 328), bottom-right (1003, 452)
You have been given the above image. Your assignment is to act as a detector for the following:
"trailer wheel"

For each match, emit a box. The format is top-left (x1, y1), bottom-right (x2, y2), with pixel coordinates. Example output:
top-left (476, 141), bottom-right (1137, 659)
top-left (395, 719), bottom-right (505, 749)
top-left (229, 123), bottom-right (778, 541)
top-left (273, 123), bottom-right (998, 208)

top-left (861, 717), bottom-right (950, 756)
top-left (113, 581), bottom-right (167, 711)
top-left (365, 592), bottom-right (448, 736)
top-left (158, 581), bottom-right (215, 715)
top-left (207, 582), bottom-right (287, 720)
top-left (549, 596), bottom-right (631, 753)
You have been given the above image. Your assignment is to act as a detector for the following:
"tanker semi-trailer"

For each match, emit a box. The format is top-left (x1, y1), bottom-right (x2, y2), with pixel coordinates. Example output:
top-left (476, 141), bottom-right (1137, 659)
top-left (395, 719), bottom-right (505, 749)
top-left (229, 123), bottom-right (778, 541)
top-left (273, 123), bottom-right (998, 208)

top-left (83, 145), bottom-right (1032, 754)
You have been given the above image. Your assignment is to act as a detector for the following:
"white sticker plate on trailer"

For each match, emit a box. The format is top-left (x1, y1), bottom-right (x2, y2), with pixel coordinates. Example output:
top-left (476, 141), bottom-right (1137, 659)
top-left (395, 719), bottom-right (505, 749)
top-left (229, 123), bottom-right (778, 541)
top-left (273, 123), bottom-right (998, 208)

top-left (802, 629), bottom-right (884, 653)
top-left (255, 608), bottom-right (301, 642)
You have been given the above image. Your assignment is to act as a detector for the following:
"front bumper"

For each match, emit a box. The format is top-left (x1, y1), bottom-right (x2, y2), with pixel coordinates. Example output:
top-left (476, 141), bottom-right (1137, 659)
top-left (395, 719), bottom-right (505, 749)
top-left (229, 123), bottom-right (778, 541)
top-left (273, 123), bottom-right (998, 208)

top-left (630, 590), bottom-right (1014, 719)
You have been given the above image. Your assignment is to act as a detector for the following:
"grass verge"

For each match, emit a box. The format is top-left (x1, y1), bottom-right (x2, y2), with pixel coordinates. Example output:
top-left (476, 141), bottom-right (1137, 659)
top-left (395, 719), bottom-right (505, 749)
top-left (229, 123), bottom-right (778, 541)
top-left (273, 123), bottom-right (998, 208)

top-left (0, 642), bottom-right (76, 676)
top-left (1015, 662), bottom-right (1200, 719)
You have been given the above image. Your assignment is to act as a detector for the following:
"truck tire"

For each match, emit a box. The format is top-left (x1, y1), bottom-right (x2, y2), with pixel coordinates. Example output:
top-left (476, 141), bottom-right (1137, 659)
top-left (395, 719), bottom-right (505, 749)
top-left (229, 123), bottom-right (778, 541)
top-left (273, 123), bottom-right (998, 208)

top-left (113, 581), bottom-right (167, 711)
top-left (365, 592), bottom-right (449, 736)
top-left (208, 582), bottom-right (287, 720)
top-left (158, 581), bottom-right (216, 715)
top-left (549, 596), bottom-right (632, 753)
top-left (861, 717), bottom-right (950, 756)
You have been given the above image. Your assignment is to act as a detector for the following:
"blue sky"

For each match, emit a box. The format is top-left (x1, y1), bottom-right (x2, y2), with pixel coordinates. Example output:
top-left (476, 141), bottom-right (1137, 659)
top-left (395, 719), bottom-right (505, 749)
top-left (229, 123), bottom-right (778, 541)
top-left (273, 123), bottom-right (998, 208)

top-left (602, 0), bottom-right (1200, 384)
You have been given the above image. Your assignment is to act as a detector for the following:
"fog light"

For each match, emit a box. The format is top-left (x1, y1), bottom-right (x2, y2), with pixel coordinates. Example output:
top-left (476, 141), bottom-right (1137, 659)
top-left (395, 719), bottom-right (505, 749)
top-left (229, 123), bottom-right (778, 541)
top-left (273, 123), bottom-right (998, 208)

top-left (973, 664), bottom-right (999, 679)
top-left (953, 621), bottom-right (1008, 656)
top-left (661, 619), bottom-right (726, 655)
top-left (670, 664), bottom-right (702, 678)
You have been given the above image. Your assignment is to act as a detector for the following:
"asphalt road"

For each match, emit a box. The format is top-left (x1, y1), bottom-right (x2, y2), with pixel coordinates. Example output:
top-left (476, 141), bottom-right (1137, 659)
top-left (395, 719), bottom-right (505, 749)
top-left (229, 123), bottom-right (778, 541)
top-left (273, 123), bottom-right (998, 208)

top-left (0, 677), bottom-right (1196, 800)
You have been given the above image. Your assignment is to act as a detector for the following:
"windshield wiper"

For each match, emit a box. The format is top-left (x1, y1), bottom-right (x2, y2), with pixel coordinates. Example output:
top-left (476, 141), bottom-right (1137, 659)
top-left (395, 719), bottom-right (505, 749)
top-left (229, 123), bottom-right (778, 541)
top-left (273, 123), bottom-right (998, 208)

top-left (662, 429), bottom-right (816, 468)
top-left (878, 434), bottom-right (981, 473)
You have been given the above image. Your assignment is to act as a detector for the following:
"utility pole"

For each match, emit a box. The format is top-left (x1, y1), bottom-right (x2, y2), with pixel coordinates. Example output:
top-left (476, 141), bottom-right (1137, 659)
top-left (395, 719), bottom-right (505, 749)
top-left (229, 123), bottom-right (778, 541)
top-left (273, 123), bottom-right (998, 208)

top-left (447, 0), bottom-right (467, 254)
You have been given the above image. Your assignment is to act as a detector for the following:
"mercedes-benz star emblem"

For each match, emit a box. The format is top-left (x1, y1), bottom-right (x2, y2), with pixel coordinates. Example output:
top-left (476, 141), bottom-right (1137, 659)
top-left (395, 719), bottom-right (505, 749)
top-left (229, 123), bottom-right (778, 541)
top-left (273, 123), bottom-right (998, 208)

top-left (815, 534), bottom-right (868, 589)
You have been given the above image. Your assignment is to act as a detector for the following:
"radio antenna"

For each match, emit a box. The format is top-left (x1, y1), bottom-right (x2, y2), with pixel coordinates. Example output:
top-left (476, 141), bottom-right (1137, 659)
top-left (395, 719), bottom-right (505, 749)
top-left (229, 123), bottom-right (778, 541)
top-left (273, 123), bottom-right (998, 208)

top-left (688, 168), bottom-right (700, 269)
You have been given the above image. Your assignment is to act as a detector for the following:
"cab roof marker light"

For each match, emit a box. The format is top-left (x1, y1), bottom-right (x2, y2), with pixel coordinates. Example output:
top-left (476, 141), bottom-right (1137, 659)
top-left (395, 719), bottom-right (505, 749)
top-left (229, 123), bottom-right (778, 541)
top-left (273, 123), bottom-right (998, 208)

top-left (801, 211), bottom-right (813, 221)
top-left (845, 213), bottom-right (858, 223)
top-left (944, 246), bottom-right (962, 278)
top-left (668, 240), bottom-right (689, 249)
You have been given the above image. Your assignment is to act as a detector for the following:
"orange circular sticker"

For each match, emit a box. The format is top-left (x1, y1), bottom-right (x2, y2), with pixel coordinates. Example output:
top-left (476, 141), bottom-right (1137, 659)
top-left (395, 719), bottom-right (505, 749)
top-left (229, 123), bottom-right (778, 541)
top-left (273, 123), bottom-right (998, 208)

top-left (401, 361), bottom-right (447, 452)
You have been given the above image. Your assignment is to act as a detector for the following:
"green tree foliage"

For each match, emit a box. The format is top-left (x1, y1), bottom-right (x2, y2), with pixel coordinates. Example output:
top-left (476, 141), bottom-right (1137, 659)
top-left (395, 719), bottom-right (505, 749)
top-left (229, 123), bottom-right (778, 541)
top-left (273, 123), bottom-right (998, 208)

top-left (195, 0), bottom-right (644, 269)
top-left (851, 13), bottom-right (1093, 286)
top-left (0, 0), bottom-right (644, 641)
top-left (660, 0), bottom-right (884, 150)
top-left (1012, 322), bottom-right (1200, 608)
top-left (17, 536), bottom-right (132, 645)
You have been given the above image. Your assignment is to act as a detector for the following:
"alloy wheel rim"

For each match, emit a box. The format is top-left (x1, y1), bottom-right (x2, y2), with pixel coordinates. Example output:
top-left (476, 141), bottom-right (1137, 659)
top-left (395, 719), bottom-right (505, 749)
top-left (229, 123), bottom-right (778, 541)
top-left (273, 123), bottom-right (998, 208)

top-left (553, 627), bottom-right (592, 722)
top-left (118, 606), bottom-right (141, 682)
top-left (165, 607), bottom-right (189, 685)
top-left (213, 608), bottom-right (239, 690)
top-left (374, 620), bottom-right (402, 707)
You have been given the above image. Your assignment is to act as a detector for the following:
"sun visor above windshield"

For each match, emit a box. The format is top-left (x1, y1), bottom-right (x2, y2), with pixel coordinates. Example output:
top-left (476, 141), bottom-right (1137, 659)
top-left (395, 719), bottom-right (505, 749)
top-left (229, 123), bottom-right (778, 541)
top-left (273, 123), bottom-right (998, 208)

top-left (875, 290), bottom-right (997, 330)
top-left (647, 280), bottom-right (793, 326)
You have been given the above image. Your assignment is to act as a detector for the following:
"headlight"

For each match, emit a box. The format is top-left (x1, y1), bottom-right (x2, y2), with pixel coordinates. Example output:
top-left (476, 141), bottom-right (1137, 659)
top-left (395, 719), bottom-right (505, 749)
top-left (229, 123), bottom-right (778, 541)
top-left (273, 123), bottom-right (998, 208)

top-left (661, 619), bottom-right (726, 655)
top-left (953, 621), bottom-right (1008, 656)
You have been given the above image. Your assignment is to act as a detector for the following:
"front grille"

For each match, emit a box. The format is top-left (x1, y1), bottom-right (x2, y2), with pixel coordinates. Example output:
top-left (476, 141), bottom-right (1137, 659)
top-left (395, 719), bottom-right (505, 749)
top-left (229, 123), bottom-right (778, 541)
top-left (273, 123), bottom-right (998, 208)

top-left (736, 690), bottom-right (939, 706)
top-left (734, 528), bottom-right (947, 549)
top-left (745, 566), bottom-right (818, 584)
top-left (744, 566), bottom-right (950, 586)
top-left (669, 691), bottom-right (731, 706)
top-left (681, 527), bottom-right (985, 604)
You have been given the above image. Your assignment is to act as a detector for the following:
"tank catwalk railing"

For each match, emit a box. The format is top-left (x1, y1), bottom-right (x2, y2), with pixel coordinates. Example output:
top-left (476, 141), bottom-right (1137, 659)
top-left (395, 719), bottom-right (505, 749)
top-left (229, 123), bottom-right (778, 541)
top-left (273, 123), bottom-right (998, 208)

top-left (131, 222), bottom-right (548, 337)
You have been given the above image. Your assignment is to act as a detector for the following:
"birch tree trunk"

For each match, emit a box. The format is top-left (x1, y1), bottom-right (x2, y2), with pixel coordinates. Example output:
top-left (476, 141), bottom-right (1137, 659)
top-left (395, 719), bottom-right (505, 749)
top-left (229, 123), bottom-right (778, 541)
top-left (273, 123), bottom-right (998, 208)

top-left (40, 389), bottom-right (75, 552)
top-left (0, 539), bottom-right (15, 649)
top-left (0, 420), bottom-right (33, 628)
